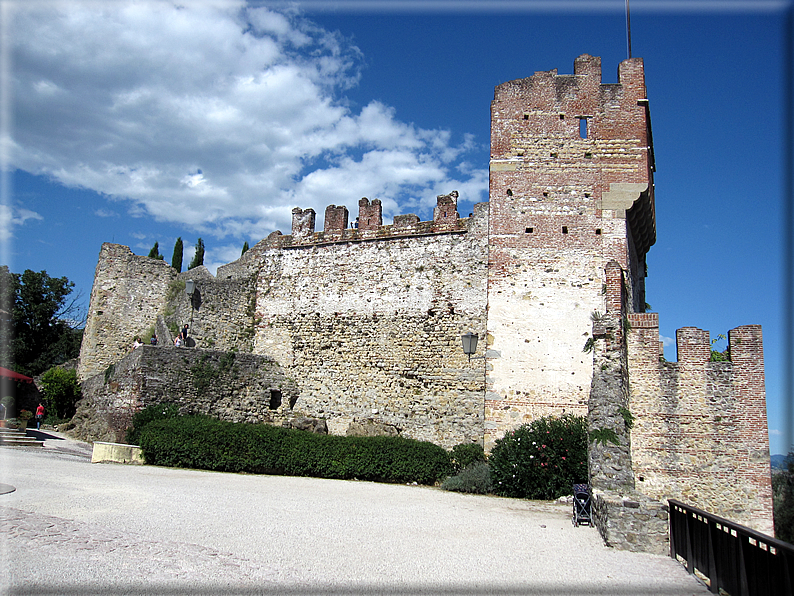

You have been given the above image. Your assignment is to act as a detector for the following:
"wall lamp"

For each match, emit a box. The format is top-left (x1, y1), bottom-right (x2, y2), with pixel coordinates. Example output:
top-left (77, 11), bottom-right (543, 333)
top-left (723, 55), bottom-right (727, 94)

top-left (461, 332), bottom-right (486, 362)
top-left (185, 280), bottom-right (196, 296)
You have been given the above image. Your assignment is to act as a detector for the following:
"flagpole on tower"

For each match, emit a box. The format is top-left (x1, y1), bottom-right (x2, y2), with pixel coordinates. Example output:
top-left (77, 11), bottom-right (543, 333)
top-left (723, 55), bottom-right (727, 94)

top-left (626, 0), bottom-right (633, 59)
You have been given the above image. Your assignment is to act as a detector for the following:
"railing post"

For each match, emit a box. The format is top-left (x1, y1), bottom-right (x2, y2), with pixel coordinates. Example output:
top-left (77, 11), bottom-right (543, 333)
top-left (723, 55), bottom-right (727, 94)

top-left (685, 508), bottom-right (694, 575)
top-left (707, 517), bottom-right (719, 593)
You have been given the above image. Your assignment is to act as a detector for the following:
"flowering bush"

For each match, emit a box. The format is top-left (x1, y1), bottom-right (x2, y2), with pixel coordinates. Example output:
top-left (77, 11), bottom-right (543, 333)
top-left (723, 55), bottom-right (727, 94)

top-left (489, 414), bottom-right (588, 500)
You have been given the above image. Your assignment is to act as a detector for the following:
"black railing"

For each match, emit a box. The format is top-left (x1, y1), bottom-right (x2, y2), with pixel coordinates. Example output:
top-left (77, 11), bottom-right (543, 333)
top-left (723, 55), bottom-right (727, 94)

top-left (669, 499), bottom-right (794, 595)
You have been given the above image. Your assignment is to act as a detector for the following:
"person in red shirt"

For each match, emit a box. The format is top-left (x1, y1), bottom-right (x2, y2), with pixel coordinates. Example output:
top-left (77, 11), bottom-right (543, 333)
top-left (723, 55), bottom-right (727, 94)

top-left (35, 403), bottom-right (44, 430)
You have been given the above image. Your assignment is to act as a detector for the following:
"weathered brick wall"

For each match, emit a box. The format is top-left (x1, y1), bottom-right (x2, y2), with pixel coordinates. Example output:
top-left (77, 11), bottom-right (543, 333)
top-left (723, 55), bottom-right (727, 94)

top-left (78, 244), bottom-right (176, 382)
top-left (485, 54), bottom-right (656, 448)
top-left (628, 318), bottom-right (774, 534)
top-left (72, 345), bottom-right (298, 443)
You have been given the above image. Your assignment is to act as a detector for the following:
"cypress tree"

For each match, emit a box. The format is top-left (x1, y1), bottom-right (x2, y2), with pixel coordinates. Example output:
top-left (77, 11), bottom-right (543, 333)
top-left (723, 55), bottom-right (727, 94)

top-left (172, 237), bottom-right (183, 272)
top-left (188, 238), bottom-right (205, 270)
top-left (148, 242), bottom-right (163, 260)
top-left (241, 241), bottom-right (249, 256)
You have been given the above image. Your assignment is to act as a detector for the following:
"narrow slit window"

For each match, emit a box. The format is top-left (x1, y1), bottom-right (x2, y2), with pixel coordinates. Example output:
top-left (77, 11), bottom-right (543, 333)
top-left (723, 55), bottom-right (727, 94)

top-left (562, 226), bottom-right (568, 234)
top-left (579, 117), bottom-right (588, 139)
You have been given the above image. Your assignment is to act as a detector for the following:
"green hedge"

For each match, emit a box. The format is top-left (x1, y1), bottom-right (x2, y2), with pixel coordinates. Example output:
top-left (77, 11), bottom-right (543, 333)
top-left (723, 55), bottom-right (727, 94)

top-left (138, 416), bottom-right (453, 485)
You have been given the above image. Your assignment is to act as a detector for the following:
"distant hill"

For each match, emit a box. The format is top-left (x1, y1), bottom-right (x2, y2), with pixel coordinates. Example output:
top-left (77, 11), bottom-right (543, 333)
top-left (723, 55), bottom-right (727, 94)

top-left (772, 454), bottom-right (790, 470)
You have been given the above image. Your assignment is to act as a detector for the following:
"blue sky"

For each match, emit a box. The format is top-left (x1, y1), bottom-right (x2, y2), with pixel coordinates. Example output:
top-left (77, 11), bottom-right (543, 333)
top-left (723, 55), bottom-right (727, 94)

top-left (2, 1), bottom-right (791, 453)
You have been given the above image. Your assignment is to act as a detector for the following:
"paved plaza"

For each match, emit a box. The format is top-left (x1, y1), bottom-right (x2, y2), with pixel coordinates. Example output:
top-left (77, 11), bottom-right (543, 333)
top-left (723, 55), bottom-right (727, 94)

top-left (0, 431), bottom-right (708, 595)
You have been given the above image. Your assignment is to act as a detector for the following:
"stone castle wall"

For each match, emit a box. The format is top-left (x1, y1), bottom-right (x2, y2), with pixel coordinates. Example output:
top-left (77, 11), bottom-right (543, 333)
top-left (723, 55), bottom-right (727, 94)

top-left (72, 345), bottom-right (298, 443)
top-left (250, 201), bottom-right (489, 448)
top-left (78, 244), bottom-right (176, 382)
top-left (78, 194), bottom-right (488, 449)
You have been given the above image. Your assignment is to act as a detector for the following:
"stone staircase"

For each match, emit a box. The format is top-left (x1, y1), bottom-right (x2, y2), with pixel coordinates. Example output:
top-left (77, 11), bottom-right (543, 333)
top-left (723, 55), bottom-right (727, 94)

top-left (0, 427), bottom-right (44, 447)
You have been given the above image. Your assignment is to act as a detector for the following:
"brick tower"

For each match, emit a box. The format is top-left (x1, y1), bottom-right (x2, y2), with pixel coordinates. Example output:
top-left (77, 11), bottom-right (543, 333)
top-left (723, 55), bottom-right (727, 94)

top-left (485, 54), bottom-right (656, 447)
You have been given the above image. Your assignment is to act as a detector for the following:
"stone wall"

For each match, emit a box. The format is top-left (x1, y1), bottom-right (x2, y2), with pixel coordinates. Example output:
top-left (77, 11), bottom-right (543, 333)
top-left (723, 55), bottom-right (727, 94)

top-left (252, 200), bottom-right (489, 448)
top-left (78, 244), bottom-right (176, 382)
top-left (71, 345), bottom-right (298, 443)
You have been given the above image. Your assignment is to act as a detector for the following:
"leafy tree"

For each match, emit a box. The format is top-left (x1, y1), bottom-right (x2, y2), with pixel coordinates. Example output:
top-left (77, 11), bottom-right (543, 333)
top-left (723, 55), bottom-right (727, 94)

top-left (188, 238), bottom-right (205, 270)
top-left (147, 242), bottom-right (164, 260)
top-left (39, 367), bottom-right (81, 419)
top-left (241, 241), bottom-right (249, 256)
top-left (172, 237), bottom-right (183, 272)
top-left (0, 268), bottom-right (84, 376)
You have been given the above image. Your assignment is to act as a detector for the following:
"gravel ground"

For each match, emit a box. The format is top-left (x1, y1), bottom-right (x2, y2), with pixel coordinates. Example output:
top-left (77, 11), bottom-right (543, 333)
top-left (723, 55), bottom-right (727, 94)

top-left (0, 431), bottom-right (709, 595)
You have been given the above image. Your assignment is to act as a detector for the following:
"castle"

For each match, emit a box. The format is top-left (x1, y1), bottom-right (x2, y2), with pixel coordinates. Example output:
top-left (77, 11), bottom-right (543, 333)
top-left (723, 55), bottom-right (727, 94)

top-left (75, 55), bottom-right (773, 542)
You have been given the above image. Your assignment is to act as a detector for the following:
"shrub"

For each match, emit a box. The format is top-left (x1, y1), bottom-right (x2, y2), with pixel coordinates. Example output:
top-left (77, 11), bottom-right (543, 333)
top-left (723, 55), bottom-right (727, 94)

top-left (489, 414), bottom-right (588, 500)
top-left (125, 402), bottom-right (181, 445)
top-left (38, 367), bottom-right (82, 419)
top-left (441, 461), bottom-right (493, 494)
top-left (138, 416), bottom-right (453, 485)
top-left (450, 442), bottom-right (486, 472)
top-left (774, 451), bottom-right (794, 543)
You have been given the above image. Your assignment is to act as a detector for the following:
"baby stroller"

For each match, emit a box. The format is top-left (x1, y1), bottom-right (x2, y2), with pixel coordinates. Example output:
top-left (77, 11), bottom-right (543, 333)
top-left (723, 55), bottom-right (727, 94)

top-left (572, 483), bottom-right (591, 527)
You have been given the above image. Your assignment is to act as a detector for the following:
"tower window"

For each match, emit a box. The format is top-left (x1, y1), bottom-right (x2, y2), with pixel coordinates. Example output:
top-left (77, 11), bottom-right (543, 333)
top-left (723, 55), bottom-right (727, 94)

top-left (525, 227), bottom-right (534, 233)
top-left (523, 113), bottom-right (529, 120)
top-left (562, 226), bottom-right (568, 234)
top-left (596, 229), bottom-right (602, 235)
top-left (579, 117), bottom-right (588, 139)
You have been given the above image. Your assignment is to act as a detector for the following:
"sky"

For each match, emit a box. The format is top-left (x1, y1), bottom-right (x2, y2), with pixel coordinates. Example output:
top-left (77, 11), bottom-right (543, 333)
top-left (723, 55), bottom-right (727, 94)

top-left (2, 1), bottom-right (792, 452)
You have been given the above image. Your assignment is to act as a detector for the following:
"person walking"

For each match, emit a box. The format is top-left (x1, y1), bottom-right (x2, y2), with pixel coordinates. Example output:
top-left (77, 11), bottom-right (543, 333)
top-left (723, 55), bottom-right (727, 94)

top-left (35, 403), bottom-right (44, 430)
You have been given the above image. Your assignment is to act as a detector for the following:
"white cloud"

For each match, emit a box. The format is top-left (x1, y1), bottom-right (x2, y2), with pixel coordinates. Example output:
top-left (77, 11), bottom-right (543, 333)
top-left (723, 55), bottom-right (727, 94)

top-left (661, 335), bottom-right (675, 347)
top-left (9, 1), bottom-right (487, 241)
top-left (770, 429), bottom-right (782, 436)
top-left (0, 204), bottom-right (43, 242)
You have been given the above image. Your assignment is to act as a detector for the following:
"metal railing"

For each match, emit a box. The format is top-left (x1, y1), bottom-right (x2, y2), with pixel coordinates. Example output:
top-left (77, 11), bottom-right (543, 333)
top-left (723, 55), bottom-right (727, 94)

top-left (669, 499), bottom-right (794, 595)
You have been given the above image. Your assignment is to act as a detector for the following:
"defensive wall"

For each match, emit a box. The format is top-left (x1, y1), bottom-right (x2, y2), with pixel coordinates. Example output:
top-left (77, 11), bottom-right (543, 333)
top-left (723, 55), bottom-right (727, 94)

top-left (72, 346), bottom-right (298, 443)
top-left (75, 55), bottom-right (773, 544)
top-left (78, 192), bottom-right (489, 449)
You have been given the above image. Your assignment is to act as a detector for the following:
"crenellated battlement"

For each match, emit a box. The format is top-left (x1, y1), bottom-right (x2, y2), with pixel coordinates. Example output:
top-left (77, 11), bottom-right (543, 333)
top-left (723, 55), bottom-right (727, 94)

top-left (280, 191), bottom-right (469, 247)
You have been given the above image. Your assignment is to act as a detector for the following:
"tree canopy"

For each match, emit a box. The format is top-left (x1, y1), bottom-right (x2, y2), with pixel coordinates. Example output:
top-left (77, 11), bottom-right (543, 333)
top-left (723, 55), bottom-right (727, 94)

top-left (148, 241), bottom-right (164, 260)
top-left (0, 267), bottom-right (84, 376)
top-left (188, 238), bottom-right (205, 270)
top-left (172, 237), bottom-right (183, 272)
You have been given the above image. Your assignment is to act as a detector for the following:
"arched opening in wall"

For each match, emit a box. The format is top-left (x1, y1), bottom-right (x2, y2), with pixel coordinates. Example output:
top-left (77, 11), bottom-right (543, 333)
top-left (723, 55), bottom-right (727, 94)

top-left (269, 389), bottom-right (282, 410)
top-left (288, 395), bottom-right (298, 410)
